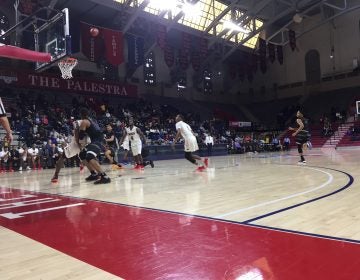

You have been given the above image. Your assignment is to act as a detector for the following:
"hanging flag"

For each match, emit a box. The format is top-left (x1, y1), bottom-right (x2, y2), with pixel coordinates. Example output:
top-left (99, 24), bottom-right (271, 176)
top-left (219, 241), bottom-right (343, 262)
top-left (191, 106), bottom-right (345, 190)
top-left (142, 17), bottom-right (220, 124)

top-left (289, 30), bottom-right (296, 51)
top-left (268, 43), bottom-right (275, 63)
top-left (199, 38), bottom-right (208, 60)
top-left (259, 38), bottom-right (267, 73)
top-left (102, 28), bottom-right (124, 66)
top-left (164, 35), bottom-right (174, 68)
top-left (178, 32), bottom-right (191, 70)
top-left (228, 63), bottom-right (236, 80)
top-left (80, 22), bottom-right (104, 63)
top-left (127, 34), bottom-right (144, 68)
top-left (252, 54), bottom-right (258, 73)
top-left (157, 24), bottom-right (167, 50)
top-left (277, 45), bottom-right (284, 65)
top-left (191, 51), bottom-right (201, 72)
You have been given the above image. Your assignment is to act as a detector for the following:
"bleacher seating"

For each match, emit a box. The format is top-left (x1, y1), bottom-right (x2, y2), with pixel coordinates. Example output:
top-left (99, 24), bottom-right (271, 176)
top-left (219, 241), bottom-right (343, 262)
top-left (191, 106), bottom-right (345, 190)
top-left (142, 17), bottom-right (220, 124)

top-left (246, 97), bottom-right (300, 126)
top-left (337, 121), bottom-right (360, 147)
top-left (281, 123), bottom-right (339, 148)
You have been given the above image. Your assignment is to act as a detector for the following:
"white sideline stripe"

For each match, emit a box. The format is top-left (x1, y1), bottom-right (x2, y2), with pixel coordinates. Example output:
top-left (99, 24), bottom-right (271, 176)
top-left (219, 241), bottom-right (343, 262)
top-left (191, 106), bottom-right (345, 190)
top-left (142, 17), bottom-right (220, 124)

top-left (0, 203), bottom-right (86, 219)
top-left (215, 167), bottom-right (334, 218)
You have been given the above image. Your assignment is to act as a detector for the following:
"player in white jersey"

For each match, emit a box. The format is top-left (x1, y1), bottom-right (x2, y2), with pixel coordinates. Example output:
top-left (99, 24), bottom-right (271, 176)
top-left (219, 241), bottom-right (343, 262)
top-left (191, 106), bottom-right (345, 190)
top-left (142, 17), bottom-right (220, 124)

top-left (51, 119), bottom-right (95, 183)
top-left (121, 135), bottom-right (130, 163)
top-left (172, 114), bottom-right (207, 171)
top-left (120, 117), bottom-right (146, 169)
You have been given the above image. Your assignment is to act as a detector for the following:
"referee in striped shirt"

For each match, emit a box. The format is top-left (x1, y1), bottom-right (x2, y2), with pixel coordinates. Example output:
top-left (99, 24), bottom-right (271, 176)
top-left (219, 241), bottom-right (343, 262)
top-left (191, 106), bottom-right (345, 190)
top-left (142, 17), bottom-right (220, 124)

top-left (0, 98), bottom-right (13, 144)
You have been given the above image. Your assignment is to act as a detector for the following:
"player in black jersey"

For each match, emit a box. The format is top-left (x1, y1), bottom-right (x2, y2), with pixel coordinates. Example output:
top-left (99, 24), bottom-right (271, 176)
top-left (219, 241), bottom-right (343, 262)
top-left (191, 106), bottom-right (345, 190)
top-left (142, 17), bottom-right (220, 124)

top-left (289, 110), bottom-right (309, 165)
top-left (50, 119), bottom-right (96, 183)
top-left (104, 124), bottom-right (122, 170)
top-left (79, 108), bottom-right (111, 184)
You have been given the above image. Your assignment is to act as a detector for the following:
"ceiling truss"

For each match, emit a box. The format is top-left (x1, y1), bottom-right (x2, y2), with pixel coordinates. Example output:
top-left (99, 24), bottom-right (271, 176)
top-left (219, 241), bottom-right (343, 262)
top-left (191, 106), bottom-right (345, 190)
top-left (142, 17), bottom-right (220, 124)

top-left (88, 0), bottom-right (359, 59)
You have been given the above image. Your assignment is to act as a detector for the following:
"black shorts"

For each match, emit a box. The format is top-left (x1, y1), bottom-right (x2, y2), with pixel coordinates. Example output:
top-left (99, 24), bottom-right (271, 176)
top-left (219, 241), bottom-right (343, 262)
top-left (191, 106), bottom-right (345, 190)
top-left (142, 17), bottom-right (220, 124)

top-left (295, 130), bottom-right (310, 145)
top-left (86, 142), bottom-right (105, 158)
top-left (78, 149), bottom-right (87, 161)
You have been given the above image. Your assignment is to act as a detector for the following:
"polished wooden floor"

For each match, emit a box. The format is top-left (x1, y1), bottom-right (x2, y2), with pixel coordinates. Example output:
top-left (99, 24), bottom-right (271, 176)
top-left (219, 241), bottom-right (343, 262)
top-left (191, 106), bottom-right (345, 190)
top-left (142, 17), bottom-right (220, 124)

top-left (1, 148), bottom-right (360, 279)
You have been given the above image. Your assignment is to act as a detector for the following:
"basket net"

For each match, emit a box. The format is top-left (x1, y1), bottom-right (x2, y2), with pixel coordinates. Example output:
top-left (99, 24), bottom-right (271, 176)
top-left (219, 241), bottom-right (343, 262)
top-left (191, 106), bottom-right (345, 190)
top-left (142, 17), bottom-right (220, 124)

top-left (58, 57), bottom-right (78, 79)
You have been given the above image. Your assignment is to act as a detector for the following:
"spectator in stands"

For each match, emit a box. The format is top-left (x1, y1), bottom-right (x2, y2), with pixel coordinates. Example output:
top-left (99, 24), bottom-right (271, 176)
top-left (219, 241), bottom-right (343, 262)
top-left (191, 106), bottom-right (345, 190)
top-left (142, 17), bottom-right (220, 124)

top-left (28, 144), bottom-right (41, 170)
top-left (0, 146), bottom-right (10, 171)
top-left (272, 136), bottom-right (280, 151)
top-left (234, 141), bottom-right (243, 154)
top-left (104, 124), bottom-right (122, 168)
top-left (18, 144), bottom-right (29, 171)
top-left (9, 146), bottom-right (20, 171)
top-left (283, 136), bottom-right (290, 151)
top-left (204, 133), bottom-right (214, 156)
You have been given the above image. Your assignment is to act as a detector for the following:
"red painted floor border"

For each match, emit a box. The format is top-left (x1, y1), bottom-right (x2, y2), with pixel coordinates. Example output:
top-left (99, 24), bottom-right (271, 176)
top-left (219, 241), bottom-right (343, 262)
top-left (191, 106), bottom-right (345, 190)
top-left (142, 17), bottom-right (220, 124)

top-left (1, 188), bottom-right (360, 280)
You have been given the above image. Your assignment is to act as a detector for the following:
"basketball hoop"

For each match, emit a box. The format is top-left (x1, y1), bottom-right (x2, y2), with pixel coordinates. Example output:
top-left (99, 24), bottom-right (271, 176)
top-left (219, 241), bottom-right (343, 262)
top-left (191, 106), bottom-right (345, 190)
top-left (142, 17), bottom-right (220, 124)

top-left (58, 57), bottom-right (78, 79)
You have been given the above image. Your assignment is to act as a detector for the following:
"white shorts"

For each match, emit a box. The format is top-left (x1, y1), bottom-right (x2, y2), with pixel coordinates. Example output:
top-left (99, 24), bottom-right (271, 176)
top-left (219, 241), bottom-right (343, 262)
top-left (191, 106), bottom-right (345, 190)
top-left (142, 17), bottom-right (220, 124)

top-left (121, 141), bottom-right (129, 151)
top-left (121, 136), bottom-right (129, 151)
top-left (130, 141), bottom-right (142, 156)
top-left (64, 140), bottom-right (81, 158)
top-left (184, 136), bottom-right (199, 152)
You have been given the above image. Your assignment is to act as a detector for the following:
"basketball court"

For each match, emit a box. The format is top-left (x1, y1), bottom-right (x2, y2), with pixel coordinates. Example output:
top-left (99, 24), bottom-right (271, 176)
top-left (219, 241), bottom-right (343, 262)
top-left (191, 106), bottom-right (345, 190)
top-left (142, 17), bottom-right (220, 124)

top-left (1, 1), bottom-right (360, 279)
top-left (1, 149), bottom-right (360, 279)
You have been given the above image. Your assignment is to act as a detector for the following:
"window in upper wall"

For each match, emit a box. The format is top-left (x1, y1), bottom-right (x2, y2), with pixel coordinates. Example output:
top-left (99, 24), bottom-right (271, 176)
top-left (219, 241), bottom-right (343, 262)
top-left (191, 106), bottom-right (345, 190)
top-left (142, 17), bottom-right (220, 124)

top-left (144, 51), bottom-right (156, 86)
top-left (0, 13), bottom-right (10, 44)
top-left (203, 70), bottom-right (213, 94)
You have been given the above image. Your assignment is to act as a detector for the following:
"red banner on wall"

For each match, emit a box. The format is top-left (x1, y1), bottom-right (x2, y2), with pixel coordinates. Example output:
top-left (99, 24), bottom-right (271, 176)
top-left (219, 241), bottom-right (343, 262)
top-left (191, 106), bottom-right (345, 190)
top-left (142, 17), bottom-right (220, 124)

top-left (81, 22), bottom-right (124, 66)
top-left (0, 69), bottom-right (137, 98)
top-left (81, 22), bottom-right (104, 63)
top-left (102, 27), bottom-right (124, 66)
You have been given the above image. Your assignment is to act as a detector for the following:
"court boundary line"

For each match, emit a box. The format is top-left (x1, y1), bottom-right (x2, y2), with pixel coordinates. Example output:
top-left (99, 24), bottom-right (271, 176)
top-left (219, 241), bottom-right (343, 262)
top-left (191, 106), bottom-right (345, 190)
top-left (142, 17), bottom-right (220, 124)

top-left (242, 165), bottom-right (354, 223)
top-left (2, 165), bottom-right (355, 244)
top-left (215, 166), bottom-right (334, 218)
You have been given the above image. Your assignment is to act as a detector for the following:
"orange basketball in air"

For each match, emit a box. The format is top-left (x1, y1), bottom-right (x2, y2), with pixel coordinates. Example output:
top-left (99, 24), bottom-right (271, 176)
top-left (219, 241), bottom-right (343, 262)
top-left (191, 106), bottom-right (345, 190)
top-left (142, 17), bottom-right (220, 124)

top-left (90, 27), bottom-right (99, 37)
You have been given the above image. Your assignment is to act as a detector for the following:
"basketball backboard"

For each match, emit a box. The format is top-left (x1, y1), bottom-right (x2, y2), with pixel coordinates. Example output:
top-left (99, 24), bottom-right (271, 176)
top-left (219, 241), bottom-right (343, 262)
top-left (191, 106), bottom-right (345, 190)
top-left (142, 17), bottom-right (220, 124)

top-left (35, 8), bottom-right (71, 71)
top-left (0, 6), bottom-right (71, 71)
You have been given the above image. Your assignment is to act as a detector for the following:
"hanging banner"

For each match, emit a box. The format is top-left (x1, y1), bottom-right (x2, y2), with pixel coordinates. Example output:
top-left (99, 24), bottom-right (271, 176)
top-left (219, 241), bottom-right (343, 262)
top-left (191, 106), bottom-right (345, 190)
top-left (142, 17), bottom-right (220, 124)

top-left (178, 32), bottom-right (191, 70)
top-left (178, 49), bottom-right (189, 70)
top-left (277, 45), bottom-right (284, 65)
top-left (252, 54), bottom-right (258, 73)
top-left (127, 34), bottom-right (144, 68)
top-left (228, 64), bottom-right (236, 80)
top-left (199, 38), bottom-right (208, 60)
top-left (157, 24), bottom-right (167, 50)
top-left (182, 32), bottom-right (191, 53)
top-left (80, 22), bottom-right (104, 63)
top-left (0, 68), bottom-right (138, 98)
top-left (268, 43), bottom-right (275, 63)
top-left (164, 35), bottom-right (175, 68)
top-left (191, 51), bottom-right (201, 72)
top-left (102, 28), bottom-right (124, 66)
top-left (259, 38), bottom-right (267, 74)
